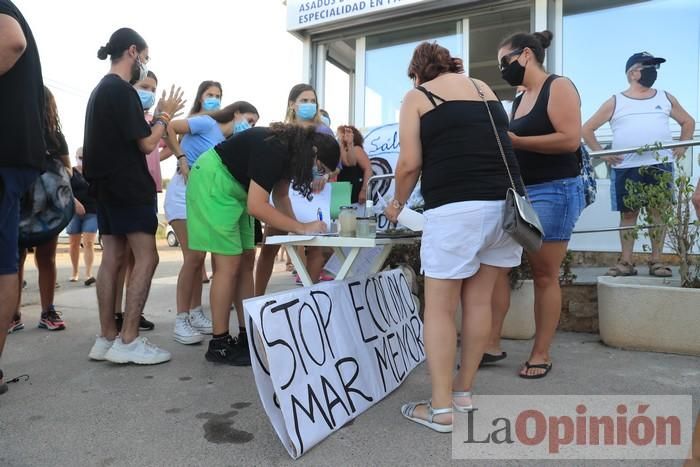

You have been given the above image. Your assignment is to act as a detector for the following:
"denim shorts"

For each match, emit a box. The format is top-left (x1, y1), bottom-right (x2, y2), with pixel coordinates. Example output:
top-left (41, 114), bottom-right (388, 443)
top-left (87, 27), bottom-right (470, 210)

top-left (526, 176), bottom-right (584, 242)
top-left (66, 212), bottom-right (98, 235)
top-left (0, 167), bottom-right (40, 274)
top-left (610, 163), bottom-right (673, 212)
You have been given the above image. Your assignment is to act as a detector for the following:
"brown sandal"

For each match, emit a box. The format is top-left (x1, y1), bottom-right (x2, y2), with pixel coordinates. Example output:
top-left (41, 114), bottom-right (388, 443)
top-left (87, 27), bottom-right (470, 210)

top-left (605, 261), bottom-right (637, 277)
top-left (648, 262), bottom-right (672, 277)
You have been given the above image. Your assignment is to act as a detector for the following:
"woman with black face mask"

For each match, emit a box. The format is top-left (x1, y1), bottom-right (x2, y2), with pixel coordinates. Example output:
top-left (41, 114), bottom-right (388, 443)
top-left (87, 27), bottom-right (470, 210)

top-left (485, 30), bottom-right (584, 380)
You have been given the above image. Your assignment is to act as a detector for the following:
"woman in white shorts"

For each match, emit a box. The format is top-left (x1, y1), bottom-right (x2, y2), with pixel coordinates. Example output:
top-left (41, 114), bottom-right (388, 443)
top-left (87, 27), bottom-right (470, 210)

top-left (385, 42), bottom-right (524, 433)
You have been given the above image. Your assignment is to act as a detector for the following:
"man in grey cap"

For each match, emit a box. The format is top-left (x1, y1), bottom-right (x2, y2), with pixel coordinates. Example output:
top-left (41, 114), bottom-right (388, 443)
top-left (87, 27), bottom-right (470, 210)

top-left (582, 51), bottom-right (695, 278)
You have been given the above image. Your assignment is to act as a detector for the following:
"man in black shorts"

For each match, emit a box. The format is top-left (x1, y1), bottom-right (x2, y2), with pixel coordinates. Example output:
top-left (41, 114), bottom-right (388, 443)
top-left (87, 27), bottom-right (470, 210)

top-left (83, 27), bottom-right (184, 365)
top-left (0, 0), bottom-right (45, 394)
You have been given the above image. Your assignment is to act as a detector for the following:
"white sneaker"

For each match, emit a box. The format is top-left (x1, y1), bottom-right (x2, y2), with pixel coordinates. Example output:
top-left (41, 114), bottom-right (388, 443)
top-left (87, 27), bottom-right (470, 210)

top-left (174, 314), bottom-right (205, 345)
top-left (88, 336), bottom-right (114, 361)
top-left (189, 308), bottom-right (213, 335)
top-left (104, 337), bottom-right (171, 365)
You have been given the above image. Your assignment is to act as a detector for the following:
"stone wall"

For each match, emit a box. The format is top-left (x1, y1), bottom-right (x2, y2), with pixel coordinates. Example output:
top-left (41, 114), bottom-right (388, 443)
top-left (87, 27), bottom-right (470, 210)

top-left (559, 284), bottom-right (598, 333)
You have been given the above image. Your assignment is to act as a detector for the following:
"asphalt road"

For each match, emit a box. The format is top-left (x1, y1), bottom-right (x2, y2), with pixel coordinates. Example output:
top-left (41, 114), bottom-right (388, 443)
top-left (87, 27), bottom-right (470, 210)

top-left (1, 244), bottom-right (697, 466)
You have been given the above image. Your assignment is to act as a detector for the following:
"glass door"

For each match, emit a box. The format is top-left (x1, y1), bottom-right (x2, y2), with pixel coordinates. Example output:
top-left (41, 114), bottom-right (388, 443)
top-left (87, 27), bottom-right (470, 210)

top-left (363, 21), bottom-right (464, 127)
top-left (467, 6), bottom-right (532, 101)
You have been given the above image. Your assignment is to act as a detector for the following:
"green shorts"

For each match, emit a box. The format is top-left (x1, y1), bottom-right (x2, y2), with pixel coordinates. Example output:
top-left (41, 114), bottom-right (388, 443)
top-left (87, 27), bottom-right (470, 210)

top-left (186, 148), bottom-right (255, 255)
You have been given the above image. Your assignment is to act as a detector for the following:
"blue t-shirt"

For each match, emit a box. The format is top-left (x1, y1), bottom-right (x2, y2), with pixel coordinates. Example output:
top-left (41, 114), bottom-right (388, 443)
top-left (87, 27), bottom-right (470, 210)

top-left (180, 115), bottom-right (225, 166)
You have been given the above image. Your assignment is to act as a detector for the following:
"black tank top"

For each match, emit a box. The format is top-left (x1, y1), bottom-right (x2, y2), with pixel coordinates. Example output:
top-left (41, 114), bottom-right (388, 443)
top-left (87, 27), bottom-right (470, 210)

top-left (337, 163), bottom-right (364, 204)
top-left (510, 75), bottom-right (580, 185)
top-left (416, 84), bottom-right (524, 211)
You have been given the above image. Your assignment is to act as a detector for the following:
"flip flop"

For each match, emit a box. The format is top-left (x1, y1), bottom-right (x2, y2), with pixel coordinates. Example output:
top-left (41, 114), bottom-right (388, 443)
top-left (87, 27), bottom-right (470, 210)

top-left (84, 277), bottom-right (96, 286)
top-left (519, 361), bottom-right (553, 379)
top-left (401, 400), bottom-right (453, 433)
top-left (480, 351), bottom-right (507, 367)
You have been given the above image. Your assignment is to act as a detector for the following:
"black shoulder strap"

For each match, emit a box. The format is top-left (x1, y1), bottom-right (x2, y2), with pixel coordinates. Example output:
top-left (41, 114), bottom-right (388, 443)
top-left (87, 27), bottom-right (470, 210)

top-left (511, 91), bottom-right (524, 118)
top-left (415, 85), bottom-right (447, 108)
top-left (540, 74), bottom-right (560, 105)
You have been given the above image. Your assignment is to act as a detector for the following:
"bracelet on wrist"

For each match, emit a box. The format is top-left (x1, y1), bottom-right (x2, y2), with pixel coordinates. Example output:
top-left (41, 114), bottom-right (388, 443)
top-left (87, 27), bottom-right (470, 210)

top-left (176, 154), bottom-right (186, 160)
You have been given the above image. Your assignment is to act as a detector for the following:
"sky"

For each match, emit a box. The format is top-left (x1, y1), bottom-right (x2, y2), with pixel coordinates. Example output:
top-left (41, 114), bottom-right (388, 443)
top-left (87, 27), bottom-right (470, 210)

top-left (563, 0), bottom-right (700, 127)
top-left (15, 0), bottom-right (305, 177)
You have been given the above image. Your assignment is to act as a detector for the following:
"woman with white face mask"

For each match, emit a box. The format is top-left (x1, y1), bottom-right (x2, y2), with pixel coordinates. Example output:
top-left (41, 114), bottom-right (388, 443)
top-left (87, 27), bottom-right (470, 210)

top-left (254, 83), bottom-right (335, 296)
top-left (163, 100), bottom-right (259, 346)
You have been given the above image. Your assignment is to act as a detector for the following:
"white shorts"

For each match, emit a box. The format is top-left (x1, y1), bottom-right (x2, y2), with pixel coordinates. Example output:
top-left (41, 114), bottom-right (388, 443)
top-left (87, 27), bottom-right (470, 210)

top-left (164, 172), bottom-right (187, 222)
top-left (420, 200), bottom-right (522, 279)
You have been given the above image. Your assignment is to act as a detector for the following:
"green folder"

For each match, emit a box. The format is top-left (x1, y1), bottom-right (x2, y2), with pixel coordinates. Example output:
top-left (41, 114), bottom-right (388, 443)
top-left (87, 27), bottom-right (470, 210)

top-left (330, 182), bottom-right (352, 219)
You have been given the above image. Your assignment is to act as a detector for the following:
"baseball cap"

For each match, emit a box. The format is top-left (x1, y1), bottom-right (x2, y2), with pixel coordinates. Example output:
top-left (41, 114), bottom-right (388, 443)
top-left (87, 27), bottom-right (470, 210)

top-left (625, 52), bottom-right (666, 72)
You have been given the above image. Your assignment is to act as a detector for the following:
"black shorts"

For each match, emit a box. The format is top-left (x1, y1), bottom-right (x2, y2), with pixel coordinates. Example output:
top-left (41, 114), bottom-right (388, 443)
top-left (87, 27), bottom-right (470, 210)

top-left (254, 219), bottom-right (263, 245)
top-left (97, 202), bottom-right (158, 236)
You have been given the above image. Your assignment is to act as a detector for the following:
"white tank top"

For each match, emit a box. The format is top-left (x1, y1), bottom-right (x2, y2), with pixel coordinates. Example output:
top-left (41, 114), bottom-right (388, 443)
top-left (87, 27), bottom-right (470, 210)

top-left (610, 90), bottom-right (673, 169)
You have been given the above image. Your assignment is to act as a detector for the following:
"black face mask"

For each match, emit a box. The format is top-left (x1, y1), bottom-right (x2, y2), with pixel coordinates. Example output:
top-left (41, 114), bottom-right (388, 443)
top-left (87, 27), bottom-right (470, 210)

top-left (501, 60), bottom-right (526, 87)
top-left (638, 67), bottom-right (657, 88)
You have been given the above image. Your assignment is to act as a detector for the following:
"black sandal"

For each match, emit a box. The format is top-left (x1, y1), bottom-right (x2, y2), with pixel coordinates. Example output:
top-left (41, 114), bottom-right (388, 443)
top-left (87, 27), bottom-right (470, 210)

top-left (480, 351), bottom-right (507, 367)
top-left (519, 361), bottom-right (552, 379)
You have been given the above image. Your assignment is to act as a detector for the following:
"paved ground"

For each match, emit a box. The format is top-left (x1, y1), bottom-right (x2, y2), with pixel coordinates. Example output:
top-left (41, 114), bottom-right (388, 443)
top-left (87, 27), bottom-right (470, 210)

top-left (0, 244), bottom-right (697, 467)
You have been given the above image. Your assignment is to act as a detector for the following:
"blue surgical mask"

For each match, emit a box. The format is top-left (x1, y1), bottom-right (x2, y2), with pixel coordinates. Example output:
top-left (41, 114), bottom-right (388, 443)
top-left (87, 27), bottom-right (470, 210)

top-left (320, 115), bottom-right (331, 127)
top-left (137, 89), bottom-right (156, 110)
top-left (234, 119), bottom-right (252, 134)
top-left (202, 97), bottom-right (221, 111)
top-left (297, 102), bottom-right (317, 121)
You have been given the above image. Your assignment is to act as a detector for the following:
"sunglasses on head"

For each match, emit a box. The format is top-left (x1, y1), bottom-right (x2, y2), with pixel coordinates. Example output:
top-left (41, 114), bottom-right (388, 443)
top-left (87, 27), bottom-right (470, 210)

top-left (499, 48), bottom-right (523, 71)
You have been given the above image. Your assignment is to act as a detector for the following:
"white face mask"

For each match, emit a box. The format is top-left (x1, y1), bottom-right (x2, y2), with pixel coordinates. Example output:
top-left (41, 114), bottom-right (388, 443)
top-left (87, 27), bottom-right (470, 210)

top-left (136, 55), bottom-right (148, 82)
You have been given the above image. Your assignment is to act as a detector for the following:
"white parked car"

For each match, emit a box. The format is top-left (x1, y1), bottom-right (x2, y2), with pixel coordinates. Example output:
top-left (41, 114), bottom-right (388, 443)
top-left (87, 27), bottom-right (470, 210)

top-left (166, 224), bottom-right (179, 247)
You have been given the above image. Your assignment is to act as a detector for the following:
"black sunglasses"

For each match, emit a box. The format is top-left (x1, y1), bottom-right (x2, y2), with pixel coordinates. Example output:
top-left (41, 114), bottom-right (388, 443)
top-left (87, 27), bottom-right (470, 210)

top-left (499, 48), bottom-right (524, 71)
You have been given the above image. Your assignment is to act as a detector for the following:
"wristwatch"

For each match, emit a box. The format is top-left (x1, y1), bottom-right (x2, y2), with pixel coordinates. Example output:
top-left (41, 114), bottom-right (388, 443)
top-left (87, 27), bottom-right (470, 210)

top-left (391, 199), bottom-right (404, 209)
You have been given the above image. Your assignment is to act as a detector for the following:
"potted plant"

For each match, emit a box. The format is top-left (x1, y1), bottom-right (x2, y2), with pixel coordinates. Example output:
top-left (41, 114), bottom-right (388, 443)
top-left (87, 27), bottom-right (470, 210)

top-left (597, 143), bottom-right (700, 356)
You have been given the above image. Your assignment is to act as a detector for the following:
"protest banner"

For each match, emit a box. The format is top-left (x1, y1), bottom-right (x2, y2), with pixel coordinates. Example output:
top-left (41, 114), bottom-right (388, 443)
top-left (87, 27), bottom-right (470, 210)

top-left (244, 269), bottom-right (424, 458)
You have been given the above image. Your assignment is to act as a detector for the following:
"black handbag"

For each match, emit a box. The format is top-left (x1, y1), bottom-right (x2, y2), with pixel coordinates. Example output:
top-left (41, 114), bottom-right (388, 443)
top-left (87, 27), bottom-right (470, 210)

top-left (469, 78), bottom-right (544, 252)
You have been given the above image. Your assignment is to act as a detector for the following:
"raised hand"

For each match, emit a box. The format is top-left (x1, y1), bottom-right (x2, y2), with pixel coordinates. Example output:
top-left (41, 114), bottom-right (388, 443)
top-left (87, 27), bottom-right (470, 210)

top-left (341, 127), bottom-right (354, 150)
top-left (156, 85), bottom-right (186, 118)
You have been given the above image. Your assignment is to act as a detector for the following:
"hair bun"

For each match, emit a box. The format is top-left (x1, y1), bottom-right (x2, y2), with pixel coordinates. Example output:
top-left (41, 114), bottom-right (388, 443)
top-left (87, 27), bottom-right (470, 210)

top-left (97, 44), bottom-right (110, 60)
top-left (534, 30), bottom-right (553, 49)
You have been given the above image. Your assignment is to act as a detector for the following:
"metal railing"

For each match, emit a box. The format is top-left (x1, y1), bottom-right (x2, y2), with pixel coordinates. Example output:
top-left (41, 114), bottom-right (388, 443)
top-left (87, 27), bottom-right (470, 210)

top-left (365, 140), bottom-right (700, 236)
top-left (587, 139), bottom-right (700, 158)
top-left (366, 174), bottom-right (395, 208)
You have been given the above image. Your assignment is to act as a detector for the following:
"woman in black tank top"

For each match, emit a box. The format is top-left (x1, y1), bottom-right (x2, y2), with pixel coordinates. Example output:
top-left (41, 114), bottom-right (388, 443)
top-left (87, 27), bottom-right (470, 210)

top-left (384, 42), bottom-right (525, 433)
top-left (334, 125), bottom-right (372, 205)
top-left (488, 30), bottom-right (585, 380)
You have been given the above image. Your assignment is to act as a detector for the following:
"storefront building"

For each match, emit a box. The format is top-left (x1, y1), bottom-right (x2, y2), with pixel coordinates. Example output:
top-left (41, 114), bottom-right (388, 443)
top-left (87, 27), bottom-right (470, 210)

top-left (287, 0), bottom-right (700, 251)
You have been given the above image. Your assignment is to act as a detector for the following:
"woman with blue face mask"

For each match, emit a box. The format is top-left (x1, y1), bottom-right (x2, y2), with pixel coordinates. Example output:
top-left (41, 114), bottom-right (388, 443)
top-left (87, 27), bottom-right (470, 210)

top-left (255, 83), bottom-right (335, 297)
top-left (163, 100), bottom-right (259, 347)
top-left (108, 70), bottom-right (164, 332)
top-left (188, 80), bottom-right (222, 116)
